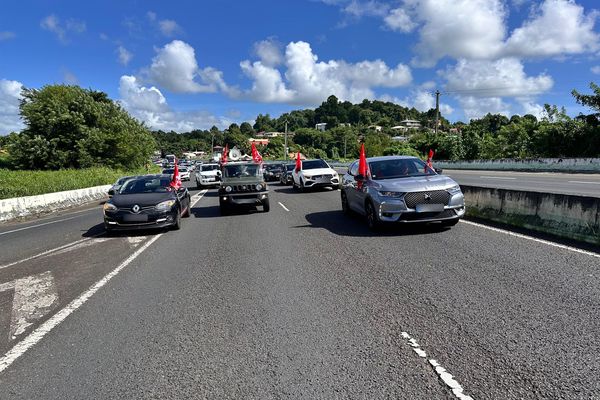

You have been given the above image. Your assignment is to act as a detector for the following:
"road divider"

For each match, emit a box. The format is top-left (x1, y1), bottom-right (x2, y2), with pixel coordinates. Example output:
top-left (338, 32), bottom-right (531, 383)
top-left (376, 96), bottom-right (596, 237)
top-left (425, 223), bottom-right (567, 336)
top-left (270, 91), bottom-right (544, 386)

top-left (462, 185), bottom-right (600, 246)
top-left (0, 185), bottom-right (111, 222)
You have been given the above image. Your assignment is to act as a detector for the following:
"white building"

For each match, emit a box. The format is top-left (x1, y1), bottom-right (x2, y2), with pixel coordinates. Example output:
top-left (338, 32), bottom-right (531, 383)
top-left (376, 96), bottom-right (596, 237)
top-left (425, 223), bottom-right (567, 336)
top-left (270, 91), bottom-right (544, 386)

top-left (315, 123), bottom-right (327, 131)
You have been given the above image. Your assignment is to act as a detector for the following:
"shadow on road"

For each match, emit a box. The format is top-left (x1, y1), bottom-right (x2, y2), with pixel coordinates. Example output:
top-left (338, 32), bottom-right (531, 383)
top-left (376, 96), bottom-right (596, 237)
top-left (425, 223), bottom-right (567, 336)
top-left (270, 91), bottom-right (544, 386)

top-left (272, 185), bottom-right (338, 195)
top-left (298, 210), bottom-right (449, 237)
top-left (82, 222), bottom-right (166, 238)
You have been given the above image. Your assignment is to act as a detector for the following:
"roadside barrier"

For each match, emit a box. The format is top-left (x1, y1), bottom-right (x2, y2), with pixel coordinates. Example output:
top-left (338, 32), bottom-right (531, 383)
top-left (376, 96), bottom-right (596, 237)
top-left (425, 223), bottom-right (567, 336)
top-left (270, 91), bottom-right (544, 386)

top-left (0, 185), bottom-right (111, 222)
top-left (461, 185), bottom-right (600, 245)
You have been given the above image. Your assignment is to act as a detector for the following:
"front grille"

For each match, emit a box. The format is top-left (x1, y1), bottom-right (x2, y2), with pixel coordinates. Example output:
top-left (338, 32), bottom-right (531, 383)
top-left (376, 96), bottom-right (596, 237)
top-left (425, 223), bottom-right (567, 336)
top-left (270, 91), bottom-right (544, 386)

top-left (232, 184), bottom-right (259, 192)
top-left (312, 174), bottom-right (333, 180)
top-left (404, 190), bottom-right (450, 208)
top-left (399, 209), bottom-right (456, 222)
top-left (117, 205), bottom-right (156, 213)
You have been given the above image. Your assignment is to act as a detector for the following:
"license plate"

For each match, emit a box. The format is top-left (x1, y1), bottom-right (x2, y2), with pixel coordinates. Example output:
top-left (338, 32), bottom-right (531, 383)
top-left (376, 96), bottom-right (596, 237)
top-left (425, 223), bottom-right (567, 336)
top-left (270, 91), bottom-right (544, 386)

top-left (415, 203), bottom-right (444, 212)
top-left (123, 214), bottom-right (148, 222)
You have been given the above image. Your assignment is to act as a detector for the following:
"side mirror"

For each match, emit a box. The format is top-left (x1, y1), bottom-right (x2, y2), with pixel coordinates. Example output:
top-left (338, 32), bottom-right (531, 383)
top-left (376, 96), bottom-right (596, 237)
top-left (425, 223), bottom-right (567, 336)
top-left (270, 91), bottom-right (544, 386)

top-left (434, 168), bottom-right (443, 174)
top-left (108, 188), bottom-right (115, 196)
top-left (355, 174), bottom-right (365, 181)
top-left (177, 187), bottom-right (186, 193)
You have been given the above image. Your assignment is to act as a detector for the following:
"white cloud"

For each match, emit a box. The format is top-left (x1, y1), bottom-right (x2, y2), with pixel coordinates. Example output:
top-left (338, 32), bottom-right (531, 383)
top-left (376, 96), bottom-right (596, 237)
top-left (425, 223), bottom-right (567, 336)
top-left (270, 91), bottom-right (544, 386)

top-left (0, 79), bottom-right (24, 135)
top-left (458, 96), bottom-right (511, 121)
top-left (40, 14), bottom-right (86, 43)
top-left (119, 75), bottom-right (231, 132)
top-left (147, 11), bottom-right (157, 22)
top-left (505, 0), bottom-right (600, 58)
top-left (240, 40), bottom-right (412, 105)
top-left (146, 40), bottom-right (231, 94)
top-left (518, 99), bottom-right (545, 118)
top-left (343, 0), bottom-right (389, 18)
top-left (0, 31), bottom-right (16, 41)
top-left (442, 58), bottom-right (553, 97)
top-left (253, 38), bottom-right (283, 67)
top-left (117, 46), bottom-right (133, 66)
top-left (62, 69), bottom-right (78, 85)
top-left (158, 19), bottom-right (182, 37)
top-left (384, 7), bottom-right (417, 33)
top-left (592, 66), bottom-right (600, 74)
top-left (381, 90), bottom-right (453, 115)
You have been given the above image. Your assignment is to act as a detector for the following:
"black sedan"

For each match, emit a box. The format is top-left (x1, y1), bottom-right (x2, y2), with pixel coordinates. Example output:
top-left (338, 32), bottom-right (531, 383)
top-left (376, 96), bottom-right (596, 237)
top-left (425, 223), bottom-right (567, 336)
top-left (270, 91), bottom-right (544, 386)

top-left (103, 174), bottom-right (191, 232)
top-left (263, 163), bottom-right (284, 182)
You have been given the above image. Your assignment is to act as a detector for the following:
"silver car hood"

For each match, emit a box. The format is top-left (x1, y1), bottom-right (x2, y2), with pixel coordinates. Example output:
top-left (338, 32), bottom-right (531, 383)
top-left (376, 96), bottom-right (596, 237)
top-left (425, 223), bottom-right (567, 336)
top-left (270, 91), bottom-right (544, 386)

top-left (373, 174), bottom-right (458, 192)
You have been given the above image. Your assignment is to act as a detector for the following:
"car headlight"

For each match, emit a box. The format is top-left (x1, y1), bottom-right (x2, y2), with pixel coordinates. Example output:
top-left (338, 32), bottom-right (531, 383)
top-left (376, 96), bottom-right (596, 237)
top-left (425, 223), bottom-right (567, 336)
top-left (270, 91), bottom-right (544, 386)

top-left (103, 202), bottom-right (117, 212)
top-left (155, 200), bottom-right (176, 211)
top-left (448, 185), bottom-right (462, 195)
top-left (304, 175), bottom-right (312, 180)
top-left (256, 184), bottom-right (263, 191)
top-left (225, 186), bottom-right (232, 193)
top-left (378, 191), bottom-right (405, 198)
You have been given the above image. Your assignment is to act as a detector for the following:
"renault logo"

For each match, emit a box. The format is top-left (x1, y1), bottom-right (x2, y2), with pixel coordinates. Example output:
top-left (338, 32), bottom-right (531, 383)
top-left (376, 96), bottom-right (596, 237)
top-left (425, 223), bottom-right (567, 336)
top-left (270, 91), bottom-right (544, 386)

top-left (424, 194), bottom-right (432, 201)
top-left (132, 204), bottom-right (140, 213)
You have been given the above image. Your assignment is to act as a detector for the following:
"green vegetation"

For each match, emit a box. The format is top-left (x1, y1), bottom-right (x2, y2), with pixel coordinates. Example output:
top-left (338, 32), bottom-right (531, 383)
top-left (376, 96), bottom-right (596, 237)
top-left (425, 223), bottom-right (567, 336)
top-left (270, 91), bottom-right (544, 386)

top-left (0, 166), bottom-right (160, 200)
top-left (6, 85), bottom-right (156, 170)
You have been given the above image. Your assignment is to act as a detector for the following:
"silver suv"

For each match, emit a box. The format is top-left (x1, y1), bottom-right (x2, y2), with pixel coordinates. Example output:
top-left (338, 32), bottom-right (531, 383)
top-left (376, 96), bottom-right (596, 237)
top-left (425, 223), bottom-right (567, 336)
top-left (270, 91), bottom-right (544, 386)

top-left (341, 156), bottom-right (465, 229)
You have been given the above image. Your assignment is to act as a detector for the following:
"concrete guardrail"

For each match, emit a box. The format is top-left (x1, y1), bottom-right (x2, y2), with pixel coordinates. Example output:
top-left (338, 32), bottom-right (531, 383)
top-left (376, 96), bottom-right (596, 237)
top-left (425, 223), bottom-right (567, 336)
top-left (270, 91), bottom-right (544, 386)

top-left (461, 185), bottom-right (600, 245)
top-left (0, 185), bottom-right (110, 222)
top-left (437, 158), bottom-right (600, 173)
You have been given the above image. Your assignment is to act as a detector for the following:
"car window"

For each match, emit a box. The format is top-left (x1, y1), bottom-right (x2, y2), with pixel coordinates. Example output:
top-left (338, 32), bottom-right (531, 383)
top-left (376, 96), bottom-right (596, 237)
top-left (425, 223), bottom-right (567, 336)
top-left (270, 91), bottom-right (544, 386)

top-left (302, 159), bottom-right (329, 170)
top-left (349, 162), bottom-right (358, 176)
top-left (201, 165), bottom-right (219, 171)
top-left (119, 177), bottom-right (172, 194)
top-left (368, 158), bottom-right (435, 180)
top-left (223, 164), bottom-right (261, 178)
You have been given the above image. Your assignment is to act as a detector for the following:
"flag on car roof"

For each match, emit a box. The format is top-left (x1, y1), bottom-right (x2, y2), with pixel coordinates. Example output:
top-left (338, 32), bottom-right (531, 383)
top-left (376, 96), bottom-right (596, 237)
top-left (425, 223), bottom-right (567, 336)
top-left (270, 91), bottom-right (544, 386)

top-left (170, 159), bottom-right (182, 190)
top-left (251, 142), bottom-right (263, 163)
top-left (425, 149), bottom-right (434, 172)
top-left (295, 151), bottom-right (302, 172)
top-left (358, 143), bottom-right (369, 178)
top-left (221, 144), bottom-right (229, 164)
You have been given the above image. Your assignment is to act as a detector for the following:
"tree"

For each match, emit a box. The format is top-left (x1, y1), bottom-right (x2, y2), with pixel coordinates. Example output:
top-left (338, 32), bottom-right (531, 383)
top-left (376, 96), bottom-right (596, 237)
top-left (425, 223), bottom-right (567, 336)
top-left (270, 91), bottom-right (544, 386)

top-left (10, 85), bottom-right (155, 170)
top-left (572, 82), bottom-right (600, 119)
top-left (240, 122), bottom-right (255, 136)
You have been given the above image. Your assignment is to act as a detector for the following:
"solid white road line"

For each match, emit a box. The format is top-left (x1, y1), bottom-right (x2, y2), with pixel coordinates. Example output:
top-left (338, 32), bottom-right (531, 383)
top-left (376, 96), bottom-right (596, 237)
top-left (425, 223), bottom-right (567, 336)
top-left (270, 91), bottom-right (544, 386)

top-left (278, 202), bottom-right (290, 212)
top-left (400, 332), bottom-right (474, 400)
top-left (0, 216), bottom-right (82, 236)
top-left (0, 235), bottom-right (102, 271)
top-left (461, 220), bottom-right (600, 259)
top-left (191, 189), bottom-right (208, 207)
top-left (568, 180), bottom-right (600, 185)
top-left (0, 233), bottom-right (162, 374)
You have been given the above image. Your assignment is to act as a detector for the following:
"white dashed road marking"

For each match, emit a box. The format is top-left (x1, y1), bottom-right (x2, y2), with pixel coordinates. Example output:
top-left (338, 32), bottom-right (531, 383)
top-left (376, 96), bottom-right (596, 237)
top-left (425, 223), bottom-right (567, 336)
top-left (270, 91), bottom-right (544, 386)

top-left (478, 176), bottom-right (517, 180)
top-left (278, 202), bottom-right (290, 212)
top-left (400, 331), bottom-right (474, 400)
top-left (568, 180), bottom-right (600, 185)
top-left (461, 220), bottom-right (600, 259)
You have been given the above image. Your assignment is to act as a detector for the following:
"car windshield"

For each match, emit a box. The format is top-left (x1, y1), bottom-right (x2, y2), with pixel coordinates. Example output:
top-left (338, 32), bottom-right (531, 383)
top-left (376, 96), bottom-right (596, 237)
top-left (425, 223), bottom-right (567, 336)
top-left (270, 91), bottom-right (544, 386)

top-left (202, 165), bottom-right (219, 171)
top-left (119, 177), bottom-right (173, 194)
top-left (368, 158), bottom-right (436, 180)
top-left (302, 159), bottom-right (329, 170)
top-left (180, 168), bottom-right (188, 172)
top-left (265, 164), bottom-right (282, 171)
top-left (286, 164), bottom-right (295, 171)
top-left (162, 169), bottom-right (174, 174)
top-left (116, 176), bottom-right (133, 185)
top-left (223, 164), bottom-right (261, 178)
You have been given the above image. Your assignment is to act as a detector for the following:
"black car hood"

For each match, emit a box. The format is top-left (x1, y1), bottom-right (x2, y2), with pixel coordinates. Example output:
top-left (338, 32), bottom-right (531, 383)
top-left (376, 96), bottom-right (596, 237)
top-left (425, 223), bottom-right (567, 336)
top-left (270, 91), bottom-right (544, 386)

top-left (110, 192), bottom-right (174, 207)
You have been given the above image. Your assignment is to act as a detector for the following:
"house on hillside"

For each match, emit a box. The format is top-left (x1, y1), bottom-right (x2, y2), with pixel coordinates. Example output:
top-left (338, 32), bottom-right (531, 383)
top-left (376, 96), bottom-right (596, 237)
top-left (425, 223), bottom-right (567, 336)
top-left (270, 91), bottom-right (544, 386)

top-left (249, 138), bottom-right (269, 146)
top-left (315, 123), bottom-right (327, 131)
top-left (367, 125), bottom-right (382, 132)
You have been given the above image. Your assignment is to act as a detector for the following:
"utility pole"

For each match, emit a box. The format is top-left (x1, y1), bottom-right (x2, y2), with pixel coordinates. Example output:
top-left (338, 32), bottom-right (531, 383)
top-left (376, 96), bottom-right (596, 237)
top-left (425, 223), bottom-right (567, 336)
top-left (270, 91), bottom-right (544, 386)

top-left (344, 135), bottom-right (347, 159)
top-left (284, 121), bottom-right (288, 162)
top-left (434, 89), bottom-right (440, 136)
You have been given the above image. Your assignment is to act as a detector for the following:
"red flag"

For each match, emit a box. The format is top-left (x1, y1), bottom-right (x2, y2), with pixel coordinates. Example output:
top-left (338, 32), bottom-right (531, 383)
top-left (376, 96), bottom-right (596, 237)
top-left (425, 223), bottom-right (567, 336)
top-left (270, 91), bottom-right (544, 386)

top-left (170, 160), bottom-right (182, 189)
top-left (221, 144), bottom-right (229, 164)
top-left (295, 151), bottom-right (302, 172)
top-left (251, 142), bottom-right (263, 163)
top-left (425, 149), bottom-right (434, 173)
top-left (358, 143), bottom-right (369, 178)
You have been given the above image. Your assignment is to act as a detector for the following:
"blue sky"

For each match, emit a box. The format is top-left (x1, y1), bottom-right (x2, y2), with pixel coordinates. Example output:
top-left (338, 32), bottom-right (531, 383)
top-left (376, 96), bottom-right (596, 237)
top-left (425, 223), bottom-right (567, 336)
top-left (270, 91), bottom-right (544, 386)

top-left (1, 0), bottom-right (600, 134)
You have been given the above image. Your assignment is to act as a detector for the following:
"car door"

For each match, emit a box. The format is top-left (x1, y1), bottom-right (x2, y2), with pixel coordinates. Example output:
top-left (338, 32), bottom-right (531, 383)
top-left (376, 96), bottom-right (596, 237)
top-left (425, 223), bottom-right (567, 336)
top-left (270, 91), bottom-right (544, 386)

top-left (343, 161), bottom-right (362, 213)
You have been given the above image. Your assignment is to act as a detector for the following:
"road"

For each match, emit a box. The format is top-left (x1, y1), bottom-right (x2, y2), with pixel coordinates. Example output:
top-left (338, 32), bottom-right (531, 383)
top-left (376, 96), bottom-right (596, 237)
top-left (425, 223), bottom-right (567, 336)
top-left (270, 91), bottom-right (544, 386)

top-left (444, 169), bottom-right (600, 197)
top-left (1, 180), bottom-right (599, 399)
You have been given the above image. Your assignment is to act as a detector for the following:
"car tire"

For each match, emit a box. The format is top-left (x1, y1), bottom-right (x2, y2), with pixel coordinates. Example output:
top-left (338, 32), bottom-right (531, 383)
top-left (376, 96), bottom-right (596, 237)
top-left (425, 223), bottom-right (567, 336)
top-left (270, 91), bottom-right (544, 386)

top-left (441, 218), bottom-right (459, 227)
top-left (172, 210), bottom-right (182, 230)
top-left (182, 197), bottom-right (191, 218)
top-left (365, 200), bottom-right (381, 231)
top-left (219, 201), bottom-right (230, 216)
top-left (300, 180), bottom-right (306, 192)
top-left (341, 191), bottom-right (351, 215)
top-left (262, 198), bottom-right (270, 212)
top-left (104, 223), bottom-right (114, 236)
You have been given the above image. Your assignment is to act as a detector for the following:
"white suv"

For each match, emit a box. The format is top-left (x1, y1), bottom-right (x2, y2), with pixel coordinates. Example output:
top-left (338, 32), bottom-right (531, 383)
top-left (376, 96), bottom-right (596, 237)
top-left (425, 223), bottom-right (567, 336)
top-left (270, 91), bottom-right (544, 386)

top-left (195, 163), bottom-right (221, 189)
top-left (292, 159), bottom-right (339, 191)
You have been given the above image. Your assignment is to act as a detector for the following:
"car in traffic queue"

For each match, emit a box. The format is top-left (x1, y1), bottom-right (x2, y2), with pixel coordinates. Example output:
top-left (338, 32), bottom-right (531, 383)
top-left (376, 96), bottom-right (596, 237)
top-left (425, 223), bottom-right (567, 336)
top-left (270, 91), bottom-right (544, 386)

top-left (218, 161), bottom-right (269, 214)
top-left (279, 163), bottom-right (295, 185)
top-left (263, 163), bottom-right (284, 182)
top-left (195, 163), bottom-right (221, 189)
top-left (341, 156), bottom-right (465, 230)
top-left (292, 159), bottom-right (339, 191)
top-left (162, 167), bottom-right (190, 181)
top-left (109, 175), bottom-right (142, 197)
top-left (104, 174), bottom-right (191, 232)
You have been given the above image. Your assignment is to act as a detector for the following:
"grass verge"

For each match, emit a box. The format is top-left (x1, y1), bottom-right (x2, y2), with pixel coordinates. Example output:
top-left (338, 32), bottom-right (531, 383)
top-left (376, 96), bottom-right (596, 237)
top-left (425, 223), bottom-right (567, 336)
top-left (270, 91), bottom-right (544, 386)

top-left (0, 166), bottom-right (161, 200)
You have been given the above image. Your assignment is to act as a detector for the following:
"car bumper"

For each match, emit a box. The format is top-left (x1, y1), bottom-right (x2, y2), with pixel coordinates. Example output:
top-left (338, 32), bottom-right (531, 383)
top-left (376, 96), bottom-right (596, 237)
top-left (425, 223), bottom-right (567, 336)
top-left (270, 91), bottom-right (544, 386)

top-left (104, 209), bottom-right (177, 230)
top-left (303, 178), bottom-right (339, 188)
top-left (219, 191), bottom-right (269, 206)
top-left (198, 178), bottom-right (219, 186)
top-left (374, 193), bottom-right (465, 223)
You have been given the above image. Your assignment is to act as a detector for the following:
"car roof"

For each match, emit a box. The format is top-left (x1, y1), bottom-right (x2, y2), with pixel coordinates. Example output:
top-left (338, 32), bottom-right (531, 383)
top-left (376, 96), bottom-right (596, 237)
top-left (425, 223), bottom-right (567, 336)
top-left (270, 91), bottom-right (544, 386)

top-left (362, 155), bottom-right (420, 163)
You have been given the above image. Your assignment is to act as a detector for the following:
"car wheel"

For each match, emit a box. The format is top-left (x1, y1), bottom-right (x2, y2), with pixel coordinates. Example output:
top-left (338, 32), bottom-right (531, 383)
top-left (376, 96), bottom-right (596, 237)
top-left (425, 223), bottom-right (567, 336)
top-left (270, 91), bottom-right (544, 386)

top-left (341, 191), bottom-right (351, 215)
top-left (219, 200), bottom-right (230, 216)
top-left (441, 218), bottom-right (459, 227)
top-left (300, 180), bottom-right (306, 192)
top-left (365, 200), bottom-right (380, 231)
top-left (172, 209), bottom-right (182, 230)
top-left (262, 198), bottom-right (270, 212)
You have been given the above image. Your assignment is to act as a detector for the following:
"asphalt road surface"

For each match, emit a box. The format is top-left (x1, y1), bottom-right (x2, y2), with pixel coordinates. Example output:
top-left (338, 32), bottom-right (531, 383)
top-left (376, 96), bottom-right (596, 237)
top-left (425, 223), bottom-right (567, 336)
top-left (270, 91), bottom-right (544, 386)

top-left (1, 180), bottom-right (599, 399)
top-left (444, 169), bottom-right (600, 197)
